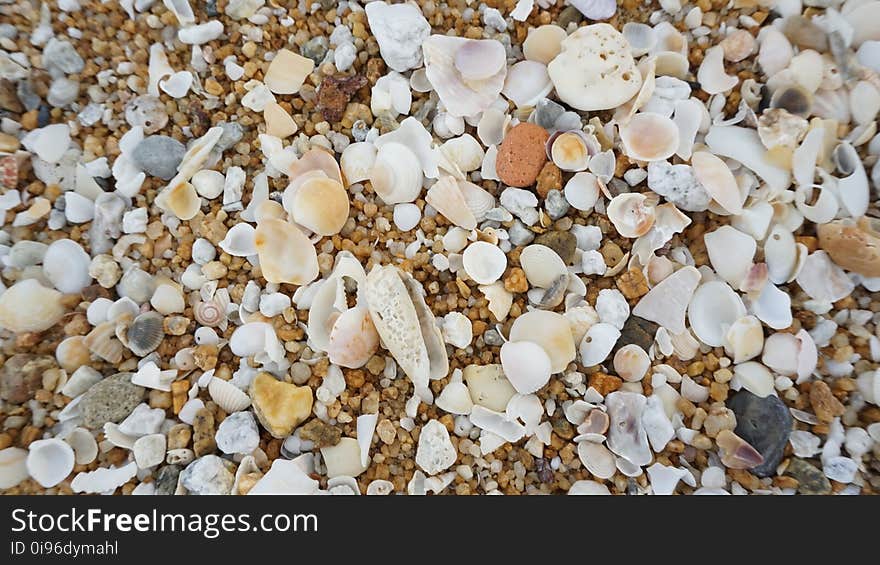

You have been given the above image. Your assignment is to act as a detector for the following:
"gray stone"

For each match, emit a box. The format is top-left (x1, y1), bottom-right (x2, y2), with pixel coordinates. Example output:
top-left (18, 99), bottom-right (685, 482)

top-left (180, 455), bottom-right (235, 495)
top-left (131, 135), bottom-right (185, 180)
top-left (483, 329), bottom-right (504, 347)
top-left (42, 38), bottom-right (84, 76)
top-left (215, 412), bottom-right (260, 455)
top-left (216, 121), bottom-right (244, 152)
top-left (534, 230), bottom-right (577, 264)
top-left (508, 220), bottom-right (535, 247)
top-left (534, 98), bottom-right (565, 130)
top-left (79, 373), bottom-right (145, 429)
top-left (647, 161), bottom-right (711, 212)
top-left (154, 464), bottom-right (181, 495)
top-left (47, 77), bottom-right (79, 107)
top-left (785, 458), bottom-right (831, 495)
top-left (301, 36), bottom-right (329, 65)
top-left (727, 390), bottom-right (793, 477)
top-left (544, 189), bottom-right (570, 220)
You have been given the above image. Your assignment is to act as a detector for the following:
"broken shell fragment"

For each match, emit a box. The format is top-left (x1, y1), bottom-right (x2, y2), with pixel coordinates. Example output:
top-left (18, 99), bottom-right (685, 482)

top-left (716, 429), bottom-right (764, 470)
top-left (704, 225), bottom-right (755, 288)
top-left (426, 176), bottom-right (477, 230)
top-left (422, 35), bottom-right (507, 118)
top-left (509, 310), bottom-right (576, 373)
top-left (520, 244), bottom-right (569, 288)
top-left (289, 176), bottom-right (350, 236)
top-left (523, 24), bottom-right (567, 64)
top-left (454, 39), bottom-right (506, 81)
top-left (264, 49), bottom-right (314, 95)
top-left (579, 322), bottom-right (621, 367)
top-left (725, 315), bottom-right (764, 364)
top-left (156, 181), bottom-right (201, 220)
top-left (632, 266), bottom-right (701, 334)
top-left (607, 193), bottom-right (656, 238)
top-left (0, 279), bottom-right (67, 333)
top-left (340, 142), bottom-right (376, 185)
top-left (691, 151), bottom-right (742, 215)
top-left (254, 218), bottom-right (319, 285)
top-left (817, 218), bottom-right (880, 278)
top-left (687, 281), bottom-right (747, 347)
top-left (327, 306), bottom-right (380, 369)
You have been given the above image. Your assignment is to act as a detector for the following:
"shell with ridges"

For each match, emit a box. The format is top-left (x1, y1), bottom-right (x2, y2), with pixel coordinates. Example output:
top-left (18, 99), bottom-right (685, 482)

top-left (208, 377), bottom-right (252, 413)
top-left (124, 311), bottom-right (165, 357)
top-left (369, 142), bottom-right (423, 205)
top-left (426, 176), bottom-right (477, 230)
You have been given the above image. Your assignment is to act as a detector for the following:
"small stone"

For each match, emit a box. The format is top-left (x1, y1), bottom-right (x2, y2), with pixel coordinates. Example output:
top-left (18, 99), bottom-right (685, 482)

top-left (118, 403), bottom-right (165, 436)
top-left (785, 458), bottom-right (831, 495)
top-left (250, 372), bottom-right (314, 438)
top-left (0, 354), bottom-right (55, 404)
top-left (617, 316), bottom-right (659, 353)
top-left (317, 74), bottom-right (368, 123)
top-left (508, 220), bottom-right (536, 246)
top-left (154, 464), bottom-right (181, 495)
top-left (534, 98), bottom-right (565, 130)
top-left (180, 454), bottom-right (234, 495)
top-left (534, 230), bottom-right (577, 264)
top-left (215, 412), bottom-right (260, 455)
top-left (647, 161), bottom-right (711, 212)
top-left (496, 123), bottom-right (550, 188)
top-left (483, 329), bottom-right (505, 346)
top-left (365, 1), bottom-right (431, 72)
top-left (124, 95), bottom-right (168, 134)
top-left (131, 135), bottom-right (186, 181)
top-left (216, 121), bottom-right (244, 152)
top-left (301, 36), bottom-right (329, 65)
top-left (42, 38), bottom-right (84, 76)
top-left (192, 408), bottom-right (216, 457)
top-left (299, 419), bottom-right (342, 448)
top-left (558, 5), bottom-right (585, 28)
top-left (415, 419), bottom-right (457, 475)
top-left (544, 189), bottom-right (570, 220)
top-left (0, 79), bottom-right (23, 112)
top-left (616, 268), bottom-right (650, 299)
top-left (79, 373), bottom-right (145, 429)
top-left (133, 434), bottom-right (166, 468)
top-left (588, 372), bottom-right (622, 396)
top-left (727, 390), bottom-right (793, 478)
top-left (721, 29), bottom-right (756, 63)
top-left (167, 424), bottom-right (192, 450)
top-left (536, 162), bottom-right (562, 198)
top-left (809, 380), bottom-right (845, 423)
top-left (376, 418), bottom-right (396, 445)
top-left (504, 267), bottom-right (529, 293)
top-left (47, 77), bottom-right (79, 107)
top-left (89, 255), bottom-right (121, 288)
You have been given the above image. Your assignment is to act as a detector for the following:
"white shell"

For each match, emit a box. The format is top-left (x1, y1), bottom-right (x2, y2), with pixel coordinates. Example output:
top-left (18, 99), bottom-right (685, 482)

top-left (761, 332), bottom-right (799, 376)
top-left (43, 239), bottom-right (92, 294)
top-left (66, 428), bottom-right (98, 465)
top-left (509, 310), bottom-right (576, 373)
top-left (687, 281), bottom-right (746, 347)
top-left (208, 377), bottom-right (252, 413)
top-left (564, 172), bottom-right (601, 211)
top-left (370, 142), bottom-right (423, 205)
top-left (725, 315), bottom-right (764, 363)
top-left (462, 241), bottom-right (507, 285)
top-left (435, 381), bottom-right (474, 416)
top-left (733, 361), bottom-right (774, 398)
top-left (691, 151), bottom-right (743, 215)
top-left (441, 312), bottom-right (473, 349)
top-left (254, 218), bottom-right (319, 285)
top-left (632, 266), bottom-right (701, 334)
top-left (704, 126), bottom-right (790, 194)
top-left (440, 134), bottom-right (484, 173)
top-left (607, 193), bottom-right (656, 238)
top-left (520, 244), bottom-right (569, 289)
top-left (422, 35), bottom-right (507, 118)
top-left (500, 341), bottom-right (552, 394)
top-left (477, 108), bottom-right (510, 147)
top-left (480, 282), bottom-right (513, 322)
top-left (340, 142), bottom-right (376, 185)
top-left (622, 22), bottom-right (657, 57)
top-left (619, 113), bottom-right (679, 162)
top-left (502, 60), bottom-right (554, 108)
top-left (26, 438), bottom-right (75, 488)
top-left (697, 46), bottom-right (738, 95)
top-left (577, 442), bottom-right (616, 479)
top-left (0, 447), bottom-right (30, 489)
top-left (219, 223), bottom-right (257, 257)
top-left (426, 176), bottom-right (477, 230)
top-left (579, 322), bottom-right (621, 367)
top-left (613, 344), bottom-right (651, 382)
top-left (328, 306), bottom-right (380, 368)
top-left (704, 225), bottom-right (755, 288)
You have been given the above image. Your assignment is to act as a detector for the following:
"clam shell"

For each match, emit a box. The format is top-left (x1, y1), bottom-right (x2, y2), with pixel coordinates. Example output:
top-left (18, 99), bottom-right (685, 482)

top-left (422, 35), bottom-right (507, 118)
top-left (619, 113), bottom-right (679, 162)
top-left (56, 335), bottom-right (91, 373)
top-left (290, 176), bottom-right (350, 236)
top-left (725, 315), bottom-right (764, 364)
top-left (441, 134), bottom-right (484, 174)
top-left (520, 244), bottom-right (569, 288)
top-left (0, 278), bottom-right (66, 333)
top-left (65, 427), bottom-right (98, 465)
top-left (124, 311), bottom-right (165, 357)
top-left (327, 306), bottom-right (380, 369)
top-left (564, 172), bottom-right (601, 211)
top-left (622, 22), bottom-right (657, 57)
top-left (502, 60), bottom-right (554, 108)
top-left (761, 333), bottom-right (799, 377)
top-left (218, 223), bottom-right (257, 257)
top-left (26, 438), bottom-right (75, 488)
top-left (426, 176), bottom-right (477, 230)
top-left (704, 225), bottom-right (755, 288)
top-left (579, 322), bottom-right (621, 367)
top-left (613, 344), bottom-right (651, 382)
top-left (43, 239), bottom-right (92, 294)
top-left (577, 442), bottom-right (616, 479)
top-left (733, 361), bottom-right (774, 398)
top-left (509, 310), bottom-right (576, 373)
top-left (551, 131), bottom-right (591, 172)
top-left (208, 377), bottom-right (252, 413)
top-left (370, 142), bottom-right (423, 205)
top-left (500, 341), bottom-right (552, 394)
top-left (523, 24), bottom-right (567, 64)
top-left (752, 283), bottom-right (792, 330)
top-left (289, 148), bottom-right (343, 186)
top-left (687, 281), bottom-right (746, 347)
top-left (454, 39), bottom-right (506, 81)
top-left (607, 192), bottom-right (656, 238)
top-left (156, 180), bottom-right (201, 220)
top-left (254, 218), bottom-right (319, 285)
top-left (691, 151), bottom-right (743, 215)
top-left (462, 241), bottom-right (507, 285)
top-left (764, 225), bottom-right (798, 285)
top-left (340, 142), bottom-right (376, 185)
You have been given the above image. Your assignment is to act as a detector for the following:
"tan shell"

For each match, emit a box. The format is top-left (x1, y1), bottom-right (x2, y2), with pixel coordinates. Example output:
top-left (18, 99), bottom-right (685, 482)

top-left (194, 298), bottom-right (226, 327)
top-left (56, 336), bottom-right (91, 372)
top-left (692, 151), bottom-right (743, 215)
top-left (619, 113), bottom-right (679, 162)
top-left (607, 193), bottom-right (656, 238)
top-left (288, 148), bottom-right (343, 186)
top-left (156, 180), bottom-right (201, 220)
top-left (0, 279), bottom-right (66, 333)
top-left (84, 321), bottom-right (124, 364)
top-left (817, 217), bottom-right (880, 277)
top-left (551, 132), bottom-right (591, 172)
top-left (254, 218), bottom-right (319, 285)
top-left (327, 306), bottom-right (380, 369)
top-left (523, 24), bottom-right (567, 64)
top-left (289, 176), bottom-right (350, 236)
top-left (264, 49), bottom-right (314, 95)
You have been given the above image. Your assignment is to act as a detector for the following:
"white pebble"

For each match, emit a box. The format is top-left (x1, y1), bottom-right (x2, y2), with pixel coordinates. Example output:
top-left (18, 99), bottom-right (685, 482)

top-left (393, 203), bottom-right (421, 232)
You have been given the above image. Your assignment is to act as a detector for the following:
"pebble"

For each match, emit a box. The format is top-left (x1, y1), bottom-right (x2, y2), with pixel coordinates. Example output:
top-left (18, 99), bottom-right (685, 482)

top-left (42, 38), bottom-right (84, 76)
top-left (215, 412), bottom-right (260, 455)
top-left (131, 136), bottom-right (186, 180)
top-left (617, 316), bottom-right (659, 353)
top-left (180, 454), bottom-right (234, 495)
top-left (647, 161), bottom-right (711, 212)
top-left (318, 74), bottom-right (368, 122)
top-left (534, 98), bottom-right (565, 130)
top-left (79, 373), bottom-right (145, 429)
top-left (727, 390), bottom-right (793, 477)
top-left (298, 419), bottom-right (342, 448)
top-left (250, 373), bottom-right (313, 438)
top-left (301, 36), bottom-right (329, 65)
top-left (124, 95), bottom-right (168, 134)
top-left (47, 77), bottom-right (79, 107)
top-left (483, 329), bottom-right (505, 346)
top-left (809, 380), bottom-right (845, 423)
top-left (508, 220), bottom-right (536, 246)
top-left (154, 464), bottom-right (181, 495)
top-left (536, 162), bottom-right (563, 198)
top-left (0, 354), bottom-right (55, 404)
top-left (534, 230), bottom-right (577, 264)
top-left (192, 408), bottom-right (217, 457)
top-left (365, 1), bottom-right (431, 72)
top-left (785, 458), bottom-right (831, 495)
top-left (496, 123), bottom-right (550, 188)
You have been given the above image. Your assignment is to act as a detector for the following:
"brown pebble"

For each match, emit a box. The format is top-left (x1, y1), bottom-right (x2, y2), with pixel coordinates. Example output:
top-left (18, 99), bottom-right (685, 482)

top-left (588, 372), bottom-right (622, 396)
top-left (535, 161), bottom-right (561, 198)
top-left (809, 380), bottom-right (845, 423)
top-left (317, 74), bottom-right (368, 123)
top-left (192, 408), bottom-right (217, 457)
top-left (299, 418), bottom-right (342, 448)
top-left (496, 123), bottom-right (550, 188)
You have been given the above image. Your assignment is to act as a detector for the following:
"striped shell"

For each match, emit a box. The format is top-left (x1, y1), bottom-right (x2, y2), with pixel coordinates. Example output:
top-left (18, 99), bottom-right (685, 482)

top-left (208, 377), bottom-right (252, 413)
top-left (84, 321), bottom-right (124, 364)
top-left (125, 311), bottom-right (165, 357)
top-left (194, 298), bottom-right (226, 327)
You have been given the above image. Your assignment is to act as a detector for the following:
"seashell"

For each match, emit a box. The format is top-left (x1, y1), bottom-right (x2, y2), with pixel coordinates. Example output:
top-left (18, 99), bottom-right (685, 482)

top-left (548, 24), bottom-right (642, 111)
top-left (619, 113), bottom-right (679, 162)
top-left (644, 254), bottom-right (674, 286)
top-left (704, 225), bottom-right (755, 288)
top-left (84, 321), bottom-right (124, 364)
top-left (500, 341), bottom-right (552, 394)
top-left (757, 108), bottom-right (808, 151)
top-left (605, 391), bottom-right (652, 466)
top-left (477, 108), bottom-right (510, 147)
top-left (65, 428), bottom-right (98, 465)
top-left (725, 315), bottom-right (764, 364)
top-left (520, 244), bottom-right (569, 289)
top-left (716, 429), bottom-right (763, 470)
top-left (426, 176), bottom-right (477, 230)
top-left (0, 447), bottom-right (30, 489)
top-left (462, 241), bottom-right (507, 285)
top-left (422, 35), bottom-right (507, 118)
top-left (264, 48), bottom-right (313, 95)
top-left (622, 22), bottom-right (657, 57)
top-left (579, 322), bottom-right (621, 367)
top-left (155, 180), bottom-right (201, 220)
top-left (761, 332), bottom-right (799, 377)
top-left (0, 279), bottom-right (66, 333)
top-left (208, 377), bottom-right (252, 413)
top-left (441, 134), bottom-right (484, 174)
top-left (817, 218), bottom-right (880, 278)
top-left (327, 306), bottom-right (380, 368)
top-left (43, 239), bottom-right (92, 294)
top-left (613, 344), bottom-right (650, 382)
top-left (652, 22), bottom-right (687, 56)
top-left (633, 266), bottom-right (700, 334)
top-left (764, 225), bottom-right (798, 285)
top-left (758, 27), bottom-right (792, 77)
top-left (509, 310), bottom-right (576, 373)
top-left (550, 131), bottom-right (592, 172)
top-left (340, 142), bottom-right (376, 185)
top-left (812, 88), bottom-right (850, 124)
top-left (441, 312), bottom-right (473, 349)
top-left (564, 172), bottom-right (601, 211)
top-left (691, 151), bottom-right (743, 215)
top-left (393, 204), bottom-right (421, 232)
top-left (479, 282), bottom-right (513, 322)
top-left (704, 126), bottom-right (790, 194)
top-left (124, 311), bottom-right (165, 357)
top-left (687, 281), bottom-right (746, 347)
top-left (834, 142), bottom-right (870, 218)
top-left (607, 193), bottom-right (656, 238)
top-left (769, 84), bottom-right (812, 118)
top-left (288, 148), bottom-right (343, 186)
top-left (502, 60), bottom-right (554, 108)
top-left (531, 274), bottom-right (568, 309)
top-left (457, 180), bottom-right (495, 222)
top-left (56, 336), bottom-right (90, 372)
top-left (219, 223), bottom-right (257, 257)
top-left (370, 142), bottom-right (423, 205)
top-left (577, 442), bottom-right (616, 479)
top-left (523, 24), bottom-right (567, 64)
top-left (654, 51), bottom-right (689, 79)
top-left (697, 46), bottom-right (738, 95)
top-left (194, 298), bottom-right (227, 327)
top-left (192, 169), bottom-right (225, 199)
top-left (289, 176), bottom-right (350, 236)
top-left (26, 438), bottom-right (75, 488)
top-left (847, 1), bottom-right (880, 47)
top-left (374, 117), bottom-right (440, 179)
top-left (453, 39), bottom-right (506, 81)
top-left (672, 98), bottom-right (704, 160)
top-left (254, 218), bottom-right (319, 285)
top-left (733, 361), bottom-right (774, 398)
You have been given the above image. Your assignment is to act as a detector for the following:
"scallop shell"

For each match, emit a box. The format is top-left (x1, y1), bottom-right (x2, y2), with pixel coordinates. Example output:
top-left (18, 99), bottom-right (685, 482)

top-left (500, 341), bottom-right (552, 395)
top-left (327, 306), bottom-right (380, 369)
top-left (462, 241), bottom-right (507, 285)
top-left (619, 113), bottom-right (679, 162)
top-left (607, 192), bottom-right (656, 238)
top-left (289, 176), bottom-right (350, 236)
top-left (523, 24), bottom-right (567, 64)
top-left (156, 180), bottom-right (201, 220)
top-left (370, 142), bottom-right (423, 205)
top-left (340, 142), bottom-right (376, 185)
top-left (124, 311), bottom-right (165, 357)
top-left (426, 176), bottom-right (477, 230)
top-left (208, 377), bottom-right (252, 413)
top-left (254, 218), bottom-right (319, 285)
top-left (551, 131), bottom-right (592, 172)
top-left (84, 321), bottom-right (124, 364)
top-left (26, 438), bottom-right (75, 488)
top-left (724, 315), bottom-right (764, 363)
top-left (613, 344), bottom-right (651, 382)
top-left (56, 335), bottom-right (91, 372)
top-left (579, 322), bottom-right (621, 367)
top-left (502, 60), bottom-right (554, 108)
top-left (687, 281), bottom-right (746, 347)
top-left (422, 35), bottom-right (507, 118)
top-left (691, 151), bottom-right (743, 215)
top-left (520, 244), bottom-right (569, 288)
top-left (457, 180), bottom-right (495, 222)
top-left (454, 38), bottom-right (507, 81)
top-left (509, 310), bottom-right (576, 374)
top-left (289, 148), bottom-right (343, 186)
